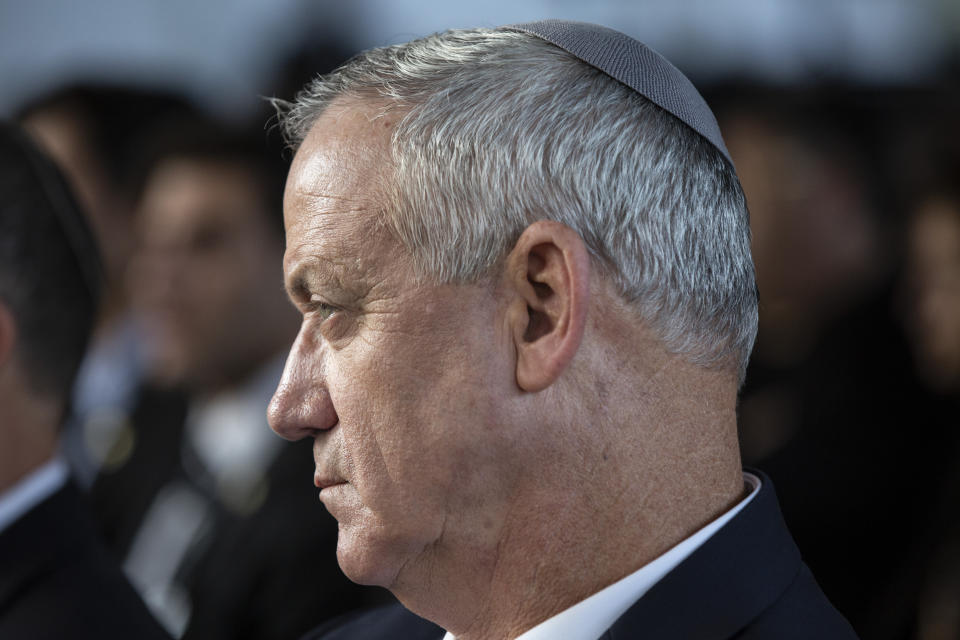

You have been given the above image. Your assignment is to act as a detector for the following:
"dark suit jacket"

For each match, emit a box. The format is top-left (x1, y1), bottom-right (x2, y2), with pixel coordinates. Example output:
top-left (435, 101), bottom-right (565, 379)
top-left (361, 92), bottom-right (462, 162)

top-left (303, 471), bottom-right (858, 639)
top-left (0, 481), bottom-right (171, 640)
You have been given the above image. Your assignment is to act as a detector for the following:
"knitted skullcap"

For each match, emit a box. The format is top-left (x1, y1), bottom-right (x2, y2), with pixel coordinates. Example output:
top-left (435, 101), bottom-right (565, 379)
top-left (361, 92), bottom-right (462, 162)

top-left (502, 20), bottom-right (731, 163)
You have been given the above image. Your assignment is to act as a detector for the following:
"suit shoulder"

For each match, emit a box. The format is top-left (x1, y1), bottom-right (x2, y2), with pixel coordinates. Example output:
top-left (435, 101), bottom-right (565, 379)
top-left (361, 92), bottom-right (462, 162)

top-left (737, 564), bottom-right (859, 639)
top-left (302, 603), bottom-right (443, 640)
top-left (0, 487), bottom-right (170, 639)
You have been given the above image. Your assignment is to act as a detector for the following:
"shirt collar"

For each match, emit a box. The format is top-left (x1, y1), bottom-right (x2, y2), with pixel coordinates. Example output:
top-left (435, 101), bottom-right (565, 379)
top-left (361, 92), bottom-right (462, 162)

top-left (0, 456), bottom-right (70, 535)
top-left (186, 352), bottom-right (287, 485)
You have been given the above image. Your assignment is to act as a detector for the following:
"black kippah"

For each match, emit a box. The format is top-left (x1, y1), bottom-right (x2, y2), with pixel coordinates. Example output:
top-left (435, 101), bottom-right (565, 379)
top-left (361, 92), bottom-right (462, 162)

top-left (501, 19), bottom-right (731, 164)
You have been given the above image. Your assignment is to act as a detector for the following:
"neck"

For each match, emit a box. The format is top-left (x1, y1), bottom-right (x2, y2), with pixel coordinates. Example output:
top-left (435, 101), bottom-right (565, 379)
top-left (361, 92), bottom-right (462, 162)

top-left (399, 366), bottom-right (743, 640)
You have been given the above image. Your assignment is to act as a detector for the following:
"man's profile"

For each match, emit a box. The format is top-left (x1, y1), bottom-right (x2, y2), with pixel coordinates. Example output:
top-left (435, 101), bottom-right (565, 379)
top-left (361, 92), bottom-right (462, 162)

top-left (268, 20), bottom-right (858, 640)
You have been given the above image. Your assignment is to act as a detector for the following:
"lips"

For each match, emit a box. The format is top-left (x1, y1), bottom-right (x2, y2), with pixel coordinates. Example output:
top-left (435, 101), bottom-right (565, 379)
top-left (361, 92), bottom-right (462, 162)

top-left (314, 471), bottom-right (347, 489)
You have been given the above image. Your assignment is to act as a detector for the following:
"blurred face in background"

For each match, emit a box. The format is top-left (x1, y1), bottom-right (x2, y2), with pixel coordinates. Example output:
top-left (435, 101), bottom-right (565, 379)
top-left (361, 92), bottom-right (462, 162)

top-left (131, 158), bottom-right (296, 393)
top-left (721, 114), bottom-right (880, 364)
top-left (904, 196), bottom-right (960, 392)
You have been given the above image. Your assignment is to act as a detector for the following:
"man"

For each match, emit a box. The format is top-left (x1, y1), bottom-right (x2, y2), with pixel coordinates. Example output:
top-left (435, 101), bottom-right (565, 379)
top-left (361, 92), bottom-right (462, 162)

top-left (88, 117), bottom-right (383, 640)
top-left (268, 20), bottom-right (858, 640)
top-left (0, 122), bottom-right (169, 639)
top-left (902, 187), bottom-right (960, 640)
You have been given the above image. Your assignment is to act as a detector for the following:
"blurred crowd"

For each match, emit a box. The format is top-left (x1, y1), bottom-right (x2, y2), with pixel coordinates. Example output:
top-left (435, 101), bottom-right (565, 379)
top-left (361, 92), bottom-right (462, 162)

top-left (1, 33), bottom-right (958, 640)
top-left (6, 41), bottom-right (389, 640)
top-left (712, 83), bottom-right (960, 640)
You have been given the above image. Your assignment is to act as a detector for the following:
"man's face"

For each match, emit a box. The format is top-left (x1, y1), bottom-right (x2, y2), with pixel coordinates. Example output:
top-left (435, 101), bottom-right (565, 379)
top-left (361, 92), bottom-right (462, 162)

top-left (268, 103), bottom-right (531, 590)
top-left (132, 159), bottom-right (292, 390)
top-left (905, 198), bottom-right (960, 390)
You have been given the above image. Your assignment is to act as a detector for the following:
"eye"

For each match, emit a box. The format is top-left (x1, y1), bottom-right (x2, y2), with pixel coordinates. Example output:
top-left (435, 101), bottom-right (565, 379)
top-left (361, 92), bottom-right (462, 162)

top-left (310, 294), bottom-right (338, 321)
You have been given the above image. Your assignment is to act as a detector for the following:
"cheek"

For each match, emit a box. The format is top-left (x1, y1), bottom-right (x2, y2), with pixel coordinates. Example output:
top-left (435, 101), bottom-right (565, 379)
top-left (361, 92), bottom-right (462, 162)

top-left (334, 349), bottom-right (433, 479)
top-left (328, 331), bottom-right (477, 497)
top-left (326, 286), bottom-right (518, 508)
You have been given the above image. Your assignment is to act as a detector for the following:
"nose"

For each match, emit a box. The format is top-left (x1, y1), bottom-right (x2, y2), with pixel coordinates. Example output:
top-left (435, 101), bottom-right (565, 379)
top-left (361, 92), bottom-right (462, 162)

top-left (268, 325), bottom-right (338, 441)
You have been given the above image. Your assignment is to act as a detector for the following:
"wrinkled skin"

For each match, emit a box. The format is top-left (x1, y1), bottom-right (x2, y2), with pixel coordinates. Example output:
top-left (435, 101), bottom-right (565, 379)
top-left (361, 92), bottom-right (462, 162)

top-left (268, 102), bottom-right (536, 593)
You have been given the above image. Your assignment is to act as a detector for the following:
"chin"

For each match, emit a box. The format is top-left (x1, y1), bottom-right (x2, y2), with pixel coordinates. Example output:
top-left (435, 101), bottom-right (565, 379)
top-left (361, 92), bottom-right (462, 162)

top-left (334, 524), bottom-right (428, 591)
top-left (334, 530), bottom-right (400, 588)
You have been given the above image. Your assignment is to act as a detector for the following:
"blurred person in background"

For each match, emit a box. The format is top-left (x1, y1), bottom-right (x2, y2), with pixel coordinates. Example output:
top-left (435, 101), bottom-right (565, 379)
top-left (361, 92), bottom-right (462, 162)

top-left (86, 114), bottom-right (384, 640)
top-left (720, 90), bottom-right (959, 640)
top-left (17, 84), bottom-right (194, 487)
top-left (904, 190), bottom-right (960, 393)
top-left (719, 99), bottom-right (884, 380)
top-left (900, 179), bottom-right (960, 640)
top-left (0, 121), bottom-right (169, 639)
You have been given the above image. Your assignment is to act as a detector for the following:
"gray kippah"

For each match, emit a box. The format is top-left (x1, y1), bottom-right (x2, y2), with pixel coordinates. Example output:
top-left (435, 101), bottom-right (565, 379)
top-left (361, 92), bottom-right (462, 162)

top-left (501, 19), bottom-right (731, 164)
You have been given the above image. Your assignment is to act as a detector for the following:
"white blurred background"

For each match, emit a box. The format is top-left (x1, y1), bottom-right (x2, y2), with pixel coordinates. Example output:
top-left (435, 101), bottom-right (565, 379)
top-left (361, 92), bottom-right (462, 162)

top-left (1, 0), bottom-right (957, 118)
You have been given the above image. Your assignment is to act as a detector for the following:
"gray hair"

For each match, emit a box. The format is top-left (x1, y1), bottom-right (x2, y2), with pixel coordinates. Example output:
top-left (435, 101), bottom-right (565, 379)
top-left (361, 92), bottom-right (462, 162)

top-left (276, 28), bottom-right (758, 382)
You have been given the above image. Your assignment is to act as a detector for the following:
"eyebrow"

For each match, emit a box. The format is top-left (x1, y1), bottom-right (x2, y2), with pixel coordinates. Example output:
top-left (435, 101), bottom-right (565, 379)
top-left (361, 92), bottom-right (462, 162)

top-left (286, 255), bottom-right (360, 308)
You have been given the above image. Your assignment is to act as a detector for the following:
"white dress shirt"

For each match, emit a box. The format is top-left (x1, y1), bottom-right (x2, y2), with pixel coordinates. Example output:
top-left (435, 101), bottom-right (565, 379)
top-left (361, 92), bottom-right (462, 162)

top-left (0, 456), bottom-right (70, 535)
top-left (443, 472), bottom-right (761, 640)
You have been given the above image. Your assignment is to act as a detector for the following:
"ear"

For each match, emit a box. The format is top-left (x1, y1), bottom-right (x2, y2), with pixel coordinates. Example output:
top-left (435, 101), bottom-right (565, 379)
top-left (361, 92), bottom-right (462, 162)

top-left (0, 302), bottom-right (16, 369)
top-left (504, 220), bottom-right (590, 392)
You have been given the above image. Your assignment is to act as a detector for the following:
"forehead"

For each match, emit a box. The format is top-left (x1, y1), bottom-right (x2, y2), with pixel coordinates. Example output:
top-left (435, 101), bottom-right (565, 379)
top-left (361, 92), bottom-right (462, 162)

top-left (283, 101), bottom-right (400, 269)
